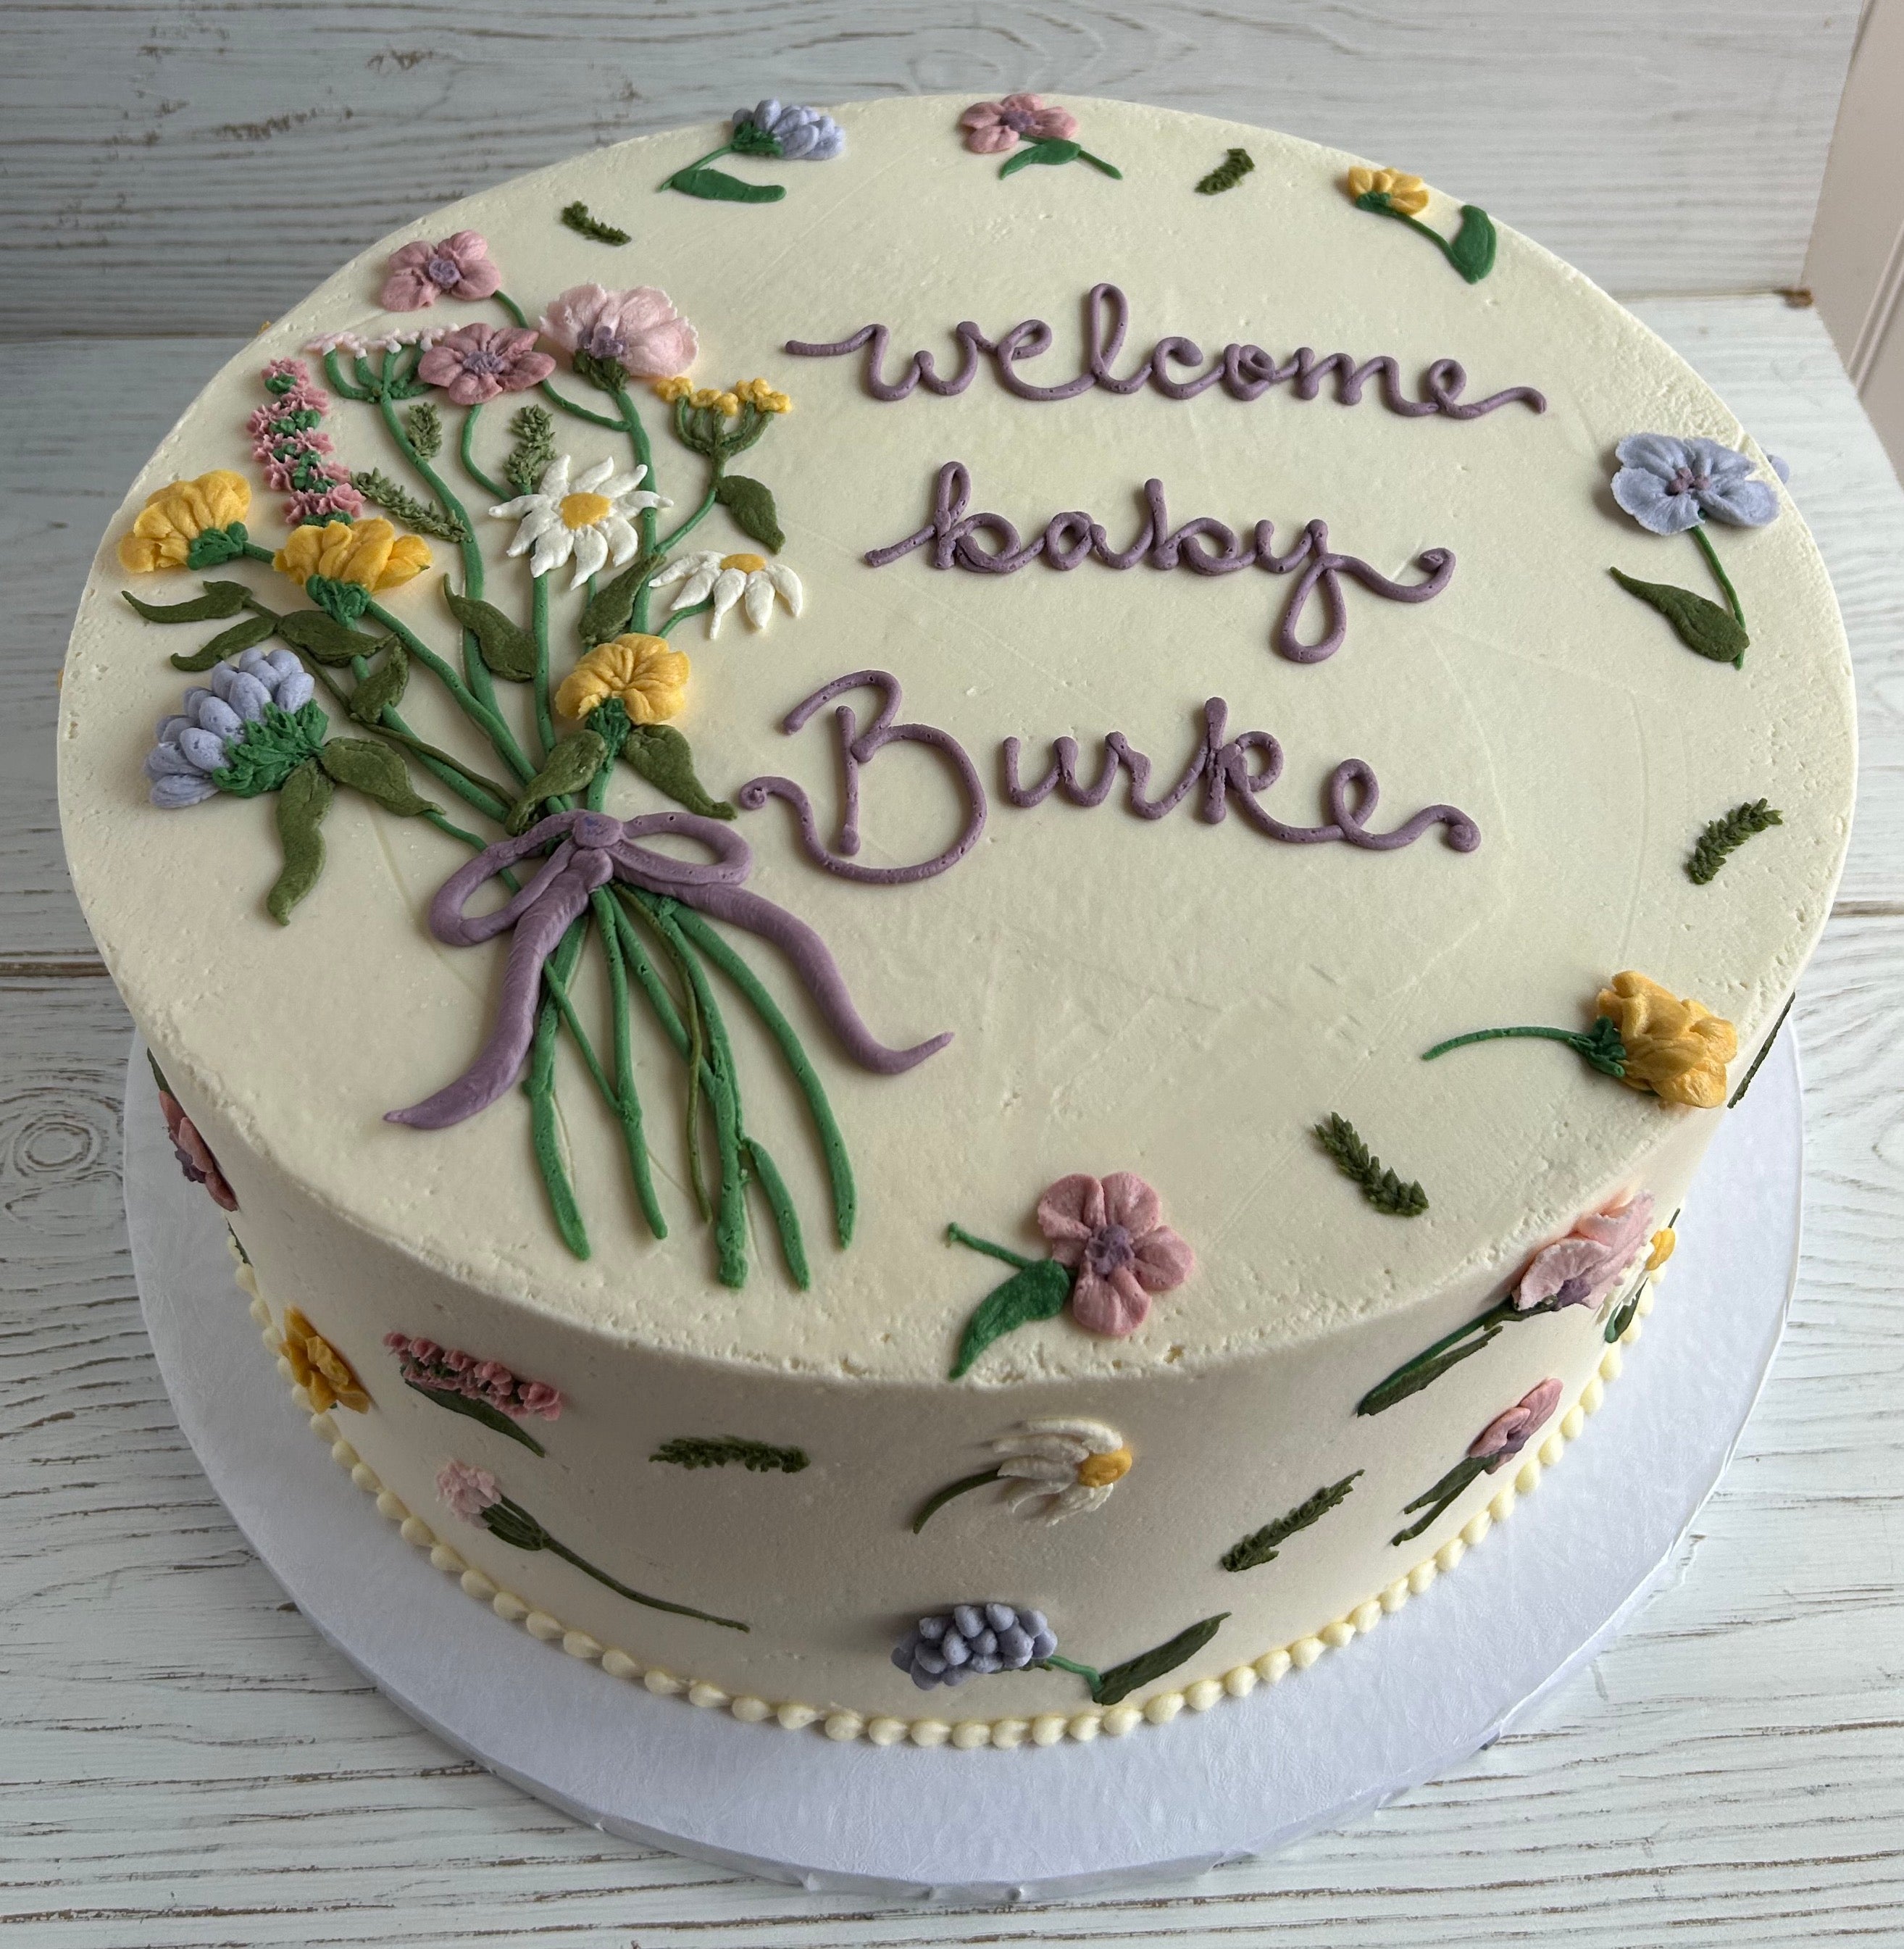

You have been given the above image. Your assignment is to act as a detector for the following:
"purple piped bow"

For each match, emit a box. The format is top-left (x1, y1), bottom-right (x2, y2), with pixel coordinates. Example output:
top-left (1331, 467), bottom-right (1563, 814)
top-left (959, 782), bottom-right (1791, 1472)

top-left (388, 809), bottom-right (951, 1130)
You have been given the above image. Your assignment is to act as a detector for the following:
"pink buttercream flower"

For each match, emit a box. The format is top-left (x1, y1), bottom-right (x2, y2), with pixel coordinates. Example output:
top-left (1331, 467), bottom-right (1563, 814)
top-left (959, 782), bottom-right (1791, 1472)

top-left (157, 1089), bottom-right (238, 1211)
top-left (538, 283), bottom-right (698, 379)
top-left (1513, 1193), bottom-right (1654, 1313)
top-left (1035, 1172), bottom-right (1195, 1337)
top-left (959, 93), bottom-right (1079, 156)
top-left (441, 1348), bottom-right (472, 1372)
top-left (383, 1332), bottom-right (411, 1353)
top-left (285, 484), bottom-right (365, 523)
top-left (1468, 1378), bottom-right (1565, 1469)
top-left (473, 1359), bottom-right (512, 1387)
top-left (381, 230), bottom-right (503, 311)
top-left (518, 1381), bottom-right (563, 1420)
top-left (416, 322), bottom-right (555, 406)
top-left (436, 1459), bottom-right (501, 1521)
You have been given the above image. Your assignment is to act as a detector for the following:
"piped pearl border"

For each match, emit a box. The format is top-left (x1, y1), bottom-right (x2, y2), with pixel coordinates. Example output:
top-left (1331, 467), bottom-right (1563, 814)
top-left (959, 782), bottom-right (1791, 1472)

top-left (233, 1238), bottom-right (1657, 1749)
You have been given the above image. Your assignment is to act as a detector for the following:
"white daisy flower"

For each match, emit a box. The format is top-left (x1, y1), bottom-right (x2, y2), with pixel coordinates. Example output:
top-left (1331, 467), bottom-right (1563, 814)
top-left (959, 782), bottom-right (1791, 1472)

top-left (488, 454), bottom-right (669, 590)
top-left (991, 1417), bottom-right (1132, 1524)
top-left (651, 548), bottom-right (803, 637)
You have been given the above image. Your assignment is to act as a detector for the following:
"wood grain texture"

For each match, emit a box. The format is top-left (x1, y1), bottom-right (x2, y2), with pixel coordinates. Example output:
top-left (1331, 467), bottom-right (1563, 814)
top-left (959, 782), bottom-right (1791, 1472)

top-left (0, 0), bottom-right (1860, 335)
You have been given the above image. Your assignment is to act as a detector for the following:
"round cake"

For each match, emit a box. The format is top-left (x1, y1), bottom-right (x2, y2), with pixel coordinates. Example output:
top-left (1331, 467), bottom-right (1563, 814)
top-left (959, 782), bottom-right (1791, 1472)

top-left (59, 94), bottom-right (1853, 1745)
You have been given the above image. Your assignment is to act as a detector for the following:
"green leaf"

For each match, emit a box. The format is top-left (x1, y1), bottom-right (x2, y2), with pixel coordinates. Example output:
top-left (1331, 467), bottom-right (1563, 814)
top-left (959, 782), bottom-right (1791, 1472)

top-left (405, 1380), bottom-right (546, 1455)
top-left (1221, 1473), bottom-right (1361, 1573)
top-left (577, 554), bottom-right (658, 646)
top-left (275, 609), bottom-right (384, 666)
top-left (714, 474), bottom-right (785, 553)
top-left (1448, 203), bottom-right (1498, 283)
top-left (170, 612), bottom-right (276, 672)
top-left (506, 727), bottom-right (608, 833)
top-left (559, 199), bottom-right (630, 245)
top-left (443, 586), bottom-right (538, 681)
top-left (1609, 569), bottom-right (1749, 662)
top-left (667, 166), bottom-right (785, 204)
top-left (949, 1259), bottom-right (1073, 1378)
top-left (1091, 1614), bottom-right (1229, 1706)
top-left (122, 580), bottom-right (251, 624)
top-left (622, 723), bottom-right (735, 819)
top-left (1356, 1324), bottom-right (1502, 1417)
top-left (1000, 138), bottom-right (1082, 178)
top-left (268, 759), bottom-right (333, 925)
top-left (648, 1436), bottom-right (809, 1473)
top-left (318, 738), bottom-right (435, 816)
top-left (348, 640), bottom-right (410, 724)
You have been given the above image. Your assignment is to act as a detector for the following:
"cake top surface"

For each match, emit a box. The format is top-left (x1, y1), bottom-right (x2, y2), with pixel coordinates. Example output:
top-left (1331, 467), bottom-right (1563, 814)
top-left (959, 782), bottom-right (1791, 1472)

top-left (59, 94), bottom-right (1853, 1385)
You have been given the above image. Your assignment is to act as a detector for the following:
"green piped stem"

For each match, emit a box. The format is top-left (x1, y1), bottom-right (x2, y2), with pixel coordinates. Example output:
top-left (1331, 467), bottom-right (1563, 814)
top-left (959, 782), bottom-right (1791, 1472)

top-left (591, 885), bottom-right (667, 1240)
top-left (910, 1466), bottom-right (1003, 1535)
top-left (741, 1135), bottom-right (809, 1288)
top-left (458, 403), bottom-right (506, 502)
top-left (531, 572), bottom-right (555, 758)
top-left (658, 476), bottom-right (722, 556)
top-left (657, 597), bottom-right (712, 638)
top-left (1356, 192), bottom-right (1459, 271)
top-left (494, 292), bottom-right (627, 430)
top-left (527, 915), bottom-right (592, 1258)
top-left (945, 1222), bottom-right (1036, 1272)
top-left (362, 599), bottom-right (530, 781)
top-left (669, 905), bottom-right (857, 1249)
top-left (1037, 1653), bottom-right (1105, 1690)
top-left (613, 387), bottom-right (660, 632)
top-left (1691, 522), bottom-right (1748, 668)
top-left (1421, 1023), bottom-right (1624, 1077)
top-left (538, 1531), bottom-right (748, 1632)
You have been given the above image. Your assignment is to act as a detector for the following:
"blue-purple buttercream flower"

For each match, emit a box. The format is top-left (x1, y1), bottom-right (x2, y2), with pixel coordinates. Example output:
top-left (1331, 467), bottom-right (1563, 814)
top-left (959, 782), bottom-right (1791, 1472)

top-left (735, 99), bottom-right (845, 162)
top-left (1610, 434), bottom-right (1781, 535)
top-left (890, 1601), bottom-right (1057, 1689)
top-left (145, 648), bottom-right (316, 808)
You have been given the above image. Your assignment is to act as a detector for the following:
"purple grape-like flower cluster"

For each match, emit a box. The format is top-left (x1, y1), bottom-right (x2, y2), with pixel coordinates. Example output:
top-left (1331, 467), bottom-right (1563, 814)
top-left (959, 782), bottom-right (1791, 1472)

top-left (384, 1333), bottom-right (564, 1422)
top-left (891, 1601), bottom-right (1057, 1690)
top-left (145, 649), bottom-right (317, 809)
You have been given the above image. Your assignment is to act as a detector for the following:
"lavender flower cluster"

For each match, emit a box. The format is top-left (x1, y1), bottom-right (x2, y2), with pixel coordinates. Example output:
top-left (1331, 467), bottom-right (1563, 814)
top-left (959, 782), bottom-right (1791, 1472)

top-left (891, 1601), bottom-right (1057, 1690)
top-left (146, 649), bottom-right (317, 808)
top-left (250, 359), bottom-right (362, 526)
top-left (383, 1333), bottom-right (564, 1422)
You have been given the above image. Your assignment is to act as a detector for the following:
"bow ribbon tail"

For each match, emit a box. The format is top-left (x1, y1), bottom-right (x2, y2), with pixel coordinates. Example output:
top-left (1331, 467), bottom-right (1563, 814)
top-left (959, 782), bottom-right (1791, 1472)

top-left (677, 881), bottom-right (952, 1077)
top-left (388, 872), bottom-right (596, 1129)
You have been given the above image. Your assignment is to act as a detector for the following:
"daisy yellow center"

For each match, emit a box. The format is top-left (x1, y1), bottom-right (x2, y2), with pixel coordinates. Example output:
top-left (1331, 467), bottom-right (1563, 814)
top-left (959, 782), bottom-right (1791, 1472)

top-left (720, 551), bottom-right (767, 573)
top-left (559, 491), bottom-right (613, 530)
top-left (1075, 1445), bottom-right (1132, 1488)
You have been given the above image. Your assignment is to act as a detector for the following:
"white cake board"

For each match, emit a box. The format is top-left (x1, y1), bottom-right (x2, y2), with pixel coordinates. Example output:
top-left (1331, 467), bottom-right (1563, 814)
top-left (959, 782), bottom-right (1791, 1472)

top-left (126, 1031), bottom-right (1803, 1900)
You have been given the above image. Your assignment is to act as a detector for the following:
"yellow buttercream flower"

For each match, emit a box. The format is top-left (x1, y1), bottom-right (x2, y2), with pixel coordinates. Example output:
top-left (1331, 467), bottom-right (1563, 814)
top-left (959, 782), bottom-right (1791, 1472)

top-left (273, 517), bottom-right (432, 593)
top-left (690, 386), bottom-right (741, 417)
top-left (1647, 1227), bottom-right (1677, 1272)
top-left (1345, 166), bottom-right (1429, 217)
top-left (117, 470), bottom-right (252, 573)
top-left (278, 1306), bottom-right (370, 1414)
top-left (1596, 972), bottom-right (1738, 1109)
top-left (737, 376), bottom-right (792, 414)
top-left (555, 633), bottom-right (691, 725)
top-left (653, 374), bottom-right (694, 404)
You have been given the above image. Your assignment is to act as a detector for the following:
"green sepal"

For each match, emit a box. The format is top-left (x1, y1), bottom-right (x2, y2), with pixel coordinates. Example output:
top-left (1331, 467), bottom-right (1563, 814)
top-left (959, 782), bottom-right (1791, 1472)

top-left (405, 1380), bottom-right (546, 1455)
top-left (1447, 204), bottom-right (1498, 283)
top-left (443, 585), bottom-right (538, 681)
top-left (170, 612), bottom-right (275, 672)
top-left (306, 574), bottom-right (372, 625)
top-left (348, 641), bottom-right (410, 724)
top-left (318, 737), bottom-right (435, 816)
top-left (571, 349), bottom-right (630, 393)
top-left (667, 166), bottom-right (785, 204)
top-left (1090, 1614), bottom-right (1229, 1706)
top-left (185, 524), bottom-right (250, 570)
top-left (215, 700), bottom-right (329, 797)
top-left (1574, 1014), bottom-right (1628, 1079)
top-left (714, 473), bottom-right (785, 553)
top-left (506, 728), bottom-right (608, 833)
top-left (275, 608), bottom-right (383, 665)
top-left (577, 554), bottom-right (658, 646)
top-left (122, 580), bottom-right (251, 624)
top-left (727, 122), bottom-right (784, 159)
top-left (949, 1257), bottom-right (1074, 1379)
top-left (267, 758), bottom-right (333, 925)
top-left (1001, 138), bottom-right (1080, 178)
top-left (1609, 568), bottom-right (1749, 662)
top-left (622, 722), bottom-right (735, 819)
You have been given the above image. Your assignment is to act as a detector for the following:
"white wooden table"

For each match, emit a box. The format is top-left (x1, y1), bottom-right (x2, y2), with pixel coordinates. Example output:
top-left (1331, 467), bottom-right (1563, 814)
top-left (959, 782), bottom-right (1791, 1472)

top-left (7, 7), bottom-right (1904, 1942)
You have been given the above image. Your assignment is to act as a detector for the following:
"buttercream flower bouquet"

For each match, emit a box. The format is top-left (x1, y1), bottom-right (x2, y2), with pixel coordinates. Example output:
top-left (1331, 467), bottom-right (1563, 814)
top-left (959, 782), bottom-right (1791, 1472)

top-left (117, 237), bottom-right (912, 1286)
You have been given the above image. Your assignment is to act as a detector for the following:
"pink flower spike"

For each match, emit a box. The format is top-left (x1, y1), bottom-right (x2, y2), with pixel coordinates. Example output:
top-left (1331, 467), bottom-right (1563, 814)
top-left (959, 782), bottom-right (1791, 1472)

top-left (436, 1460), bottom-right (501, 1522)
top-left (381, 230), bottom-right (503, 311)
top-left (538, 283), bottom-right (698, 379)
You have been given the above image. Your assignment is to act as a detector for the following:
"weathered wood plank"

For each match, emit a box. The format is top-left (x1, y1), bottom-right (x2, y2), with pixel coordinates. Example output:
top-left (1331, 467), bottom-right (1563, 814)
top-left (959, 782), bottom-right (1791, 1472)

top-left (0, 0), bottom-right (1858, 335)
top-left (1, 909), bottom-right (1901, 1942)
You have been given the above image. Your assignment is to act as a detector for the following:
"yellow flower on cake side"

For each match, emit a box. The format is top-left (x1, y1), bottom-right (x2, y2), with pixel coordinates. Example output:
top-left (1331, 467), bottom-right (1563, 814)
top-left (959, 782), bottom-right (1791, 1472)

top-left (1595, 971), bottom-right (1738, 1109)
top-left (1345, 166), bottom-right (1429, 216)
top-left (273, 517), bottom-right (432, 594)
top-left (556, 634), bottom-right (691, 725)
top-left (277, 1306), bottom-right (370, 1414)
top-left (117, 471), bottom-right (252, 573)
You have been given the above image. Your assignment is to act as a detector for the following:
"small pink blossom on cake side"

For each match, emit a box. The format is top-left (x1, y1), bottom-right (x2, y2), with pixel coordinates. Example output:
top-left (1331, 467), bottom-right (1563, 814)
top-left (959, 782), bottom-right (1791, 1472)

top-left (959, 93), bottom-right (1079, 155)
top-left (381, 230), bottom-right (503, 310)
top-left (436, 1459), bottom-right (501, 1520)
top-left (1036, 1171), bottom-right (1194, 1337)
top-left (1468, 1378), bottom-right (1565, 1469)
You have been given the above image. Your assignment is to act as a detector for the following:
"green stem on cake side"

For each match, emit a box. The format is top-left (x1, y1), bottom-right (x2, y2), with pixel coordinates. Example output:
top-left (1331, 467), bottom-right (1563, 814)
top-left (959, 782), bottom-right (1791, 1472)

top-left (910, 1466), bottom-right (1004, 1534)
top-left (1029, 1615), bottom-right (1230, 1706)
top-left (945, 1224), bottom-right (1076, 1380)
top-left (1390, 1456), bottom-right (1491, 1545)
top-left (1421, 1015), bottom-right (1627, 1080)
top-left (1353, 191), bottom-right (1497, 283)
